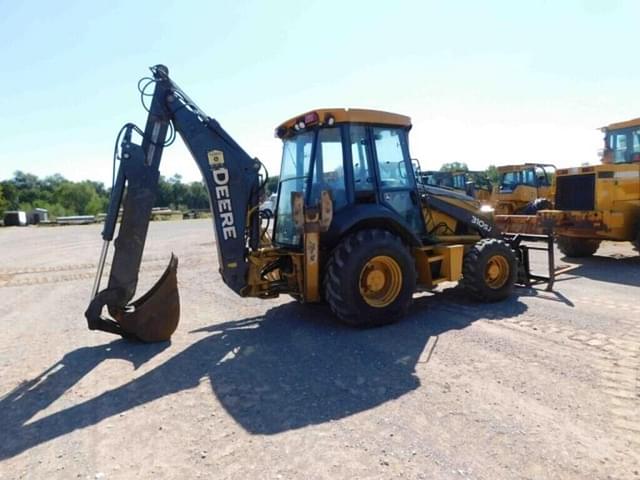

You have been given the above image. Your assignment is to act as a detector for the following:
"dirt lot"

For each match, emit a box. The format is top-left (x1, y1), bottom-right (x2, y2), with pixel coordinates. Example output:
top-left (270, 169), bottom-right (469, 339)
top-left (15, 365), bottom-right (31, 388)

top-left (0, 219), bottom-right (638, 479)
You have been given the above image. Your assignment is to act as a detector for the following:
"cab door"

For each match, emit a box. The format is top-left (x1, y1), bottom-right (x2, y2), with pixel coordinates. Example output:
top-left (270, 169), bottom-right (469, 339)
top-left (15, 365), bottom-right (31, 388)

top-left (371, 127), bottom-right (425, 235)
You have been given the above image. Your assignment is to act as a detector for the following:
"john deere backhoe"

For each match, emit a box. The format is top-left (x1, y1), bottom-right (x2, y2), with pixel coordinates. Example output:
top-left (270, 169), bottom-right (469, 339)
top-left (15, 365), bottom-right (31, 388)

top-left (85, 65), bottom-right (554, 342)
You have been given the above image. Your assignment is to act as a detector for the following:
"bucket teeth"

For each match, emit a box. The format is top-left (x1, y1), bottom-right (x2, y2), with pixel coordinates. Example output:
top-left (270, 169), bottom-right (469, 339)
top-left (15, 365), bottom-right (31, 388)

top-left (86, 255), bottom-right (180, 342)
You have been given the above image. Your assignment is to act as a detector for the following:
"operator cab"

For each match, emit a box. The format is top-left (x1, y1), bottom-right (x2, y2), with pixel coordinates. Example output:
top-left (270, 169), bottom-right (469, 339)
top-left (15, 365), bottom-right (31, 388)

top-left (601, 118), bottom-right (640, 164)
top-left (421, 171), bottom-right (455, 189)
top-left (498, 164), bottom-right (554, 192)
top-left (273, 108), bottom-right (424, 247)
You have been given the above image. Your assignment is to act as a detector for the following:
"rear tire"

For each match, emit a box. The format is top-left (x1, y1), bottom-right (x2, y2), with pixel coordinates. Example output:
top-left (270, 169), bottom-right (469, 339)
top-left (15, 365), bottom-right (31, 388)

top-left (557, 236), bottom-right (600, 257)
top-left (461, 238), bottom-right (517, 302)
top-left (324, 229), bottom-right (416, 327)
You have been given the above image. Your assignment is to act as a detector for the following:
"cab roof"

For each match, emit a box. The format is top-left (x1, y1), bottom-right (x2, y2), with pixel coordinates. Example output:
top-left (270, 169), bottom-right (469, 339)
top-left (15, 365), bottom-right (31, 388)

top-left (602, 117), bottom-right (640, 131)
top-left (497, 163), bottom-right (556, 173)
top-left (276, 108), bottom-right (411, 132)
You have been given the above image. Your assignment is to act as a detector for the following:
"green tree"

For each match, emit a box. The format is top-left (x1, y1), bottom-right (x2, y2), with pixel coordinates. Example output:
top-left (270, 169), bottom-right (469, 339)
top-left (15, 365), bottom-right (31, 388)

top-left (0, 170), bottom-right (237, 218)
top-left (156, 175), bottom-right (174, 208)
top-left (168, 174), bottom-right (188, 210)
top-left (0, 172), bottom-right (111, 218)
top-left (185, 181), bottom-right (209, 210)
top-left (440, 162), bottom-right (468, 172)
top-left (0, 184), bottom-right (8, 216)
top-left (484, 165), bottom-right (500, 184)
top-left (54, 181), bottom-right (104, 215)
top-left (11, 171), bottom-right (42, 206)
top-left (0, 181), bottom-right (19, 210)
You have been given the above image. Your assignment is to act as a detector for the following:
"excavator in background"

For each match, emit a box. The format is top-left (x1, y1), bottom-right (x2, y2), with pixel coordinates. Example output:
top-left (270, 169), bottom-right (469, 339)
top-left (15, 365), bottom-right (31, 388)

top-left (85, 65), bottom-right (556, 342)
top-left (420, 170), bottom-right (493, 203)
top-left (491, 163), bottom-right (556, 214)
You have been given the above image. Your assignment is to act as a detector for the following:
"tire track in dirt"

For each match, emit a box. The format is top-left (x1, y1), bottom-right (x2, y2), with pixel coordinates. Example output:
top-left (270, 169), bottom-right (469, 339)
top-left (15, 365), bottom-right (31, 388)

top-left (574, 296), bottom-right (640, 452)
top-left (0, 255), bottom-right (211, 288)
top-left (0, 255), bottom-right (170, 275)
top-left (437, 295), bottom-right (640, 452)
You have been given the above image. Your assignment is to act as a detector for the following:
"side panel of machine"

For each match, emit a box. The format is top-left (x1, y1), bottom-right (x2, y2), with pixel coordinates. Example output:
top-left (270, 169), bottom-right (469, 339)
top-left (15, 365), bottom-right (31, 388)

top-left (322, 204), bottom-right (422, 249)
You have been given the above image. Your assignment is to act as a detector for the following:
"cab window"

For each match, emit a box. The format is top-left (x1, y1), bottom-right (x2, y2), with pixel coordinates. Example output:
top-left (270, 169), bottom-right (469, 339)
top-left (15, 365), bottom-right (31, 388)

top-left (534, 166), bottom-right (549, 186)
top-left (275, 131), bottom-right (314, 245)
top-left (452, 174), bottom-right (466, 190)
top-left (523, 169), bottom-right (536, 185)
top-left (350, 126), bottom-right (373, 191)
top-left (500, 172), bottom-right (517, 191)
top-left (500, 169), bottom-right (536, 190)
top-left (611, 132), bottom-right (628, 163)
top-left (373, 127), bottom-right (410, 188)
top-left (310, 127), bottom-right (347, 210)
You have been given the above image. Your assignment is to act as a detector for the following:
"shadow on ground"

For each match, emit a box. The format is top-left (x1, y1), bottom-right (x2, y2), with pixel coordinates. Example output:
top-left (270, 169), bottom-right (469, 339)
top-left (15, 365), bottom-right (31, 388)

top-left (559, 254), bottom-right (640, 287)
top-left (0, 290), bottom-right (527, 460)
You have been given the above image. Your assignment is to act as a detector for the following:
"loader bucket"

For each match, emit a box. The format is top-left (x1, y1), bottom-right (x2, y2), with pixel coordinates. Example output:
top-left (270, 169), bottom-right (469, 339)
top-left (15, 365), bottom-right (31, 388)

top-left (111, 254), bottom-right (180, 342)
top-left (86, 255), bottom-right (180, 342)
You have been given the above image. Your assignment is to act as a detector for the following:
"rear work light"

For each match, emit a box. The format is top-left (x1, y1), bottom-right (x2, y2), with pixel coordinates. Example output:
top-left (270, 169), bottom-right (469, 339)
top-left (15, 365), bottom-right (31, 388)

top-left (276, 111), bottom-right (334, 138)
top-left (303, 111), bottom-right (319, 125)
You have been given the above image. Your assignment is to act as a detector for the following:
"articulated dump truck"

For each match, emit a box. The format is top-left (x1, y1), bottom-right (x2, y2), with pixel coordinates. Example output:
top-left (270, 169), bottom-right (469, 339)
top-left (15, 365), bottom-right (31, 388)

top-left (496, 118), bottom-right (640, 257)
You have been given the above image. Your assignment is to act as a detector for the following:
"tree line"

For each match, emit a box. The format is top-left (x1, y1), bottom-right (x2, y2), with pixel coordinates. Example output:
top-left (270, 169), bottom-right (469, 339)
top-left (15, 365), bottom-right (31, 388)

top-left (438, 162), bottom-right (500, 184)
top-left (0, 171), bottom-right (223, 219)
top-left (0, 164), bottom-right (498, 219)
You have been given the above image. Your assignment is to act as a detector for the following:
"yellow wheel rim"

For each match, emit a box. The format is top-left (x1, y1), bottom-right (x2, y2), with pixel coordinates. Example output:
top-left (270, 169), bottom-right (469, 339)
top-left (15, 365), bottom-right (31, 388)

top-left (484, 254), bottom-right (510, 289)
top-left (359, 256), bottom-right (403, 308)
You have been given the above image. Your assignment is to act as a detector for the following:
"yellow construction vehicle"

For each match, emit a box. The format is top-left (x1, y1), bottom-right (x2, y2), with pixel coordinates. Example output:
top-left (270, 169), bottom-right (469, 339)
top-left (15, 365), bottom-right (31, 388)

top-left (85, 65), bottom-right (555, 342)
top-left (492, 163), bottom-right (556, 214)
top-left (535, 118), bottom-right (640, 257)
top-left (419, 170), bottom-right (493, 203)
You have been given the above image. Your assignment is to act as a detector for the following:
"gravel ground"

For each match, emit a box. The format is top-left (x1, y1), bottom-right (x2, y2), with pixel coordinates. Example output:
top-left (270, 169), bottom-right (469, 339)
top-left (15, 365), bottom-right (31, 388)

top-left (0, 219), bottom-right (638, 479)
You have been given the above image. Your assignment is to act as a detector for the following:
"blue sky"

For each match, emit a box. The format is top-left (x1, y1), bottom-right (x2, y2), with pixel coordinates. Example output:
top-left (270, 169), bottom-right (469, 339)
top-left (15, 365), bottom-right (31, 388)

top-left (1, 0), bottom-right (638, 185)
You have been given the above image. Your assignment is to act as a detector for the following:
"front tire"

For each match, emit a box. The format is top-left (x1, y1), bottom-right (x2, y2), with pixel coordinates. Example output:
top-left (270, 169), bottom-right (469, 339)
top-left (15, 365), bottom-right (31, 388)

top-left (557, 236), bottom-right (600, 257)
top-left (324, 229), bottom-right (416, 327)
top-left (461, 238), bottom-right (517, 302)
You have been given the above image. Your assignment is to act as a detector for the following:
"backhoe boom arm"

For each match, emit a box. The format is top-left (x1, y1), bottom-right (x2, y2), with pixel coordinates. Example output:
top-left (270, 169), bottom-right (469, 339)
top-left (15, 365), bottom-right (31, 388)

top-left (86, 65), bottom-right (261, 341)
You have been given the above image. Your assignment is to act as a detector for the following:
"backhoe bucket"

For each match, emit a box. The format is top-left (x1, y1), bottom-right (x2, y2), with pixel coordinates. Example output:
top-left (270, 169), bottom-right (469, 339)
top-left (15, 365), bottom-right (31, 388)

top-left (86, 255), bottom-right (180, 342)
top-left (112, 255), bottom-right (180, 342)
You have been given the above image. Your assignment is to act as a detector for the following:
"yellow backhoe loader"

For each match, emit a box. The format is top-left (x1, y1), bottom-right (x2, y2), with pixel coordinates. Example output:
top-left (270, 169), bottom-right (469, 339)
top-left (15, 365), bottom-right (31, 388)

top-left (85, 66), bottom-right (555, 342)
